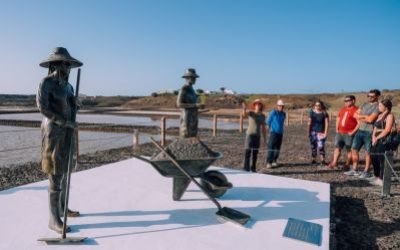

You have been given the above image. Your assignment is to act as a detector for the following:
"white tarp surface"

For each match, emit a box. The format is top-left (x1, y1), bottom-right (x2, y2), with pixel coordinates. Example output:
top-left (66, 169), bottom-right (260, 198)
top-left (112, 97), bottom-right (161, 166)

top-left (0, 158), bottom-right (330, 249)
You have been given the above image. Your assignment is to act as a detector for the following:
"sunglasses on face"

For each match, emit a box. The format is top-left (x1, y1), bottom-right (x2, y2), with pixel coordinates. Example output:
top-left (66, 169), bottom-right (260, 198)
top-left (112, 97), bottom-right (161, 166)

top-left (367, 95), bottom-right (376, 98)
top-left (344, 99), bottom-right (352, 102)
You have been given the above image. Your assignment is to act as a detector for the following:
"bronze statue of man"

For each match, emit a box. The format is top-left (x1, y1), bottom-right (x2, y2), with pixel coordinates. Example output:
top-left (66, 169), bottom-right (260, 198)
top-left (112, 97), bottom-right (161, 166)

top-left (177, 68), bottom-right (204, 138)
top-left (37, 47), bottom-right (82, 234)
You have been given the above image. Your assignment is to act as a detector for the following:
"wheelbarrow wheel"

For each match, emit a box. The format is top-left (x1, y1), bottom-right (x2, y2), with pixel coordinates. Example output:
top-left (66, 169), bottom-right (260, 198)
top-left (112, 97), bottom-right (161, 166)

top-left (201, 170), bottom-right (229, 198)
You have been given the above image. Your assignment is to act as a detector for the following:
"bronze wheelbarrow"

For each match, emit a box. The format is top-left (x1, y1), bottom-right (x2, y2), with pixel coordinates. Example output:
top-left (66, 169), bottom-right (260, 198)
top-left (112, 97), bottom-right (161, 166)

top-left (133, 138), bottom-right (250, 226)
top-left (133, 152), bottom-right (233, 201)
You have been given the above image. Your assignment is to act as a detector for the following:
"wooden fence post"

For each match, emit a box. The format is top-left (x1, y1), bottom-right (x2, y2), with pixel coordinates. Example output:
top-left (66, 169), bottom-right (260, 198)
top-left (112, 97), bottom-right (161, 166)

top-left (133, 129), bottom-right (139, 149)
top-left (161, 117), bottom-right (166, 146)
top-left (382, 151), bottom-right (394, 196)
top-left (213, 114), bottom-right (217, 137)
top-left (285, 112), bottom-right (289, 126)
top-left (239, 113), bottom-right (244, 133)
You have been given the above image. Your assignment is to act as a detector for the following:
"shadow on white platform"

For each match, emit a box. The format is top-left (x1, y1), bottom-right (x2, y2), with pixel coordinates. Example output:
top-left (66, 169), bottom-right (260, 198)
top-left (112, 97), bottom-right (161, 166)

top-left (0, 158), bottom-right (330, 249)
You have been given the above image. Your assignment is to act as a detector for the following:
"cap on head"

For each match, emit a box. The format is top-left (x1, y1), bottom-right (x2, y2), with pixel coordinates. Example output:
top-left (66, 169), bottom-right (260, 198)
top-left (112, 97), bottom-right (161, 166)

top-left (182, 68), bottom-right (199, 78)
top-left (277, 99), bottom-right (285, 106)
top-left (40, 47), bottom-right (83, 68)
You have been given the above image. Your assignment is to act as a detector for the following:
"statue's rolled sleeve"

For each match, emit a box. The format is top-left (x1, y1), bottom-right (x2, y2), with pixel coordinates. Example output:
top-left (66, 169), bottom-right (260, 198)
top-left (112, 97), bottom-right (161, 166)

top-left (36, 80), bottom-right (66, 126)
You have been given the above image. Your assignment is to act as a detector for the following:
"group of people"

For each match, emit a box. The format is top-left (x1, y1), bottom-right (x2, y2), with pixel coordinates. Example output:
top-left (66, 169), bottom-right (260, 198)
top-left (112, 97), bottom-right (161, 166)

top-left (242, 89), bottom-right (399, 187)
top-left (335, 90), bottom-right (397, 187)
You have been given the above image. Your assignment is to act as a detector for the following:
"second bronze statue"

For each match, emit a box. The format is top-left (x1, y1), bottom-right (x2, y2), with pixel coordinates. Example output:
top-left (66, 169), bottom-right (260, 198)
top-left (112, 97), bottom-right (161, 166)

top-left (177, 68), bottom-right (204, 138)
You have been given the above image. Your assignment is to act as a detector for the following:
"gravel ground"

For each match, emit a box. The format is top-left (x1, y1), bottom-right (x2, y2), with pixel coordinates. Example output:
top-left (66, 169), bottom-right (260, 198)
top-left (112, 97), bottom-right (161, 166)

top-left (1, 124), bottom-right (399, 249)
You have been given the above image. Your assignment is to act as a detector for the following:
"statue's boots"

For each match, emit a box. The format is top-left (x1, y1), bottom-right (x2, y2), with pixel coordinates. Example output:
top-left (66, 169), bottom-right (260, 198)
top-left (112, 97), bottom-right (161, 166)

top-left (49, 191), bottom-right (71, 234)
top-left (59, 190), bottom-right (80, 217)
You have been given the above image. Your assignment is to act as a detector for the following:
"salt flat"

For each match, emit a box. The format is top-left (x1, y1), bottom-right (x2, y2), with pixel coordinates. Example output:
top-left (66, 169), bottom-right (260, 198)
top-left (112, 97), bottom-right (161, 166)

top-left (0, 125), bottom-right (133, 166)
top-left (0, 158), bottom-right (330, 249)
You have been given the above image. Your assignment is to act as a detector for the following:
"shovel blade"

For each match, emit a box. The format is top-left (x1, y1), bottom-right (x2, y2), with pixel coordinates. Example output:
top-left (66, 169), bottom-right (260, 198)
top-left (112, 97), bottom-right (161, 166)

top-left (38, 237), bottom-right (87, 244)
top-left (216, 207), bottom-right (250, 226)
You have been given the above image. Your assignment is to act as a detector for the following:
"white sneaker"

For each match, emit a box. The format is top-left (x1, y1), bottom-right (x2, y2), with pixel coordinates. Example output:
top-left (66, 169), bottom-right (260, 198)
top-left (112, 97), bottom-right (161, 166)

top-left (358, 171), bottom-right (372, 179)
top-left (344, 169), bottom-right (360, 176)
top-left (370, 178), bottom-right (383, 186)
top-left (368, 177), bottom-right (378, 184)
top-left (266, 163), bottom-right (272, 169)
top-left (272, 162), bottom-right (278, 168)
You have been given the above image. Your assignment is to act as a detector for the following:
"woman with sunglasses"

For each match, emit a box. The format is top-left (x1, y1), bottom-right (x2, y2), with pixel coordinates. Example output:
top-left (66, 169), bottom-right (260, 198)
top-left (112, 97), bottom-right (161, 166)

top-left (369, 99), bottom-right (395, 186)
top-left (307, 100), bottom-right (329, 166)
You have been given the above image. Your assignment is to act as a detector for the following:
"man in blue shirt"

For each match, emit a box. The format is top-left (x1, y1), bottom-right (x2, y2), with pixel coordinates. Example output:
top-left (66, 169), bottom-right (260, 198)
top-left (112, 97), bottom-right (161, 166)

top-left (266, 100), bottom-right (286, 168)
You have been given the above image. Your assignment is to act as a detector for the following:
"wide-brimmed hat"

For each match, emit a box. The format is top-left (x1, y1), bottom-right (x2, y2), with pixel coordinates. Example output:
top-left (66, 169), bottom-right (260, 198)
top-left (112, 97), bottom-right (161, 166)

top-left (40, 47), bottom-right (83, 68)
top-left (251, 99), bottom-right (264, 109)
top-left (182, 68), bottom-right (199, 78)
top-left (277, 99), bottom-right (285, 106)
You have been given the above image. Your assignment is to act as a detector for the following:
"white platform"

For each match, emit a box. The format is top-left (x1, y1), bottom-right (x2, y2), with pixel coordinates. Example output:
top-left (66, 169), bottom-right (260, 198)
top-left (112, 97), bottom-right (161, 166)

top-left (0, 158), bottom-right (330, 249)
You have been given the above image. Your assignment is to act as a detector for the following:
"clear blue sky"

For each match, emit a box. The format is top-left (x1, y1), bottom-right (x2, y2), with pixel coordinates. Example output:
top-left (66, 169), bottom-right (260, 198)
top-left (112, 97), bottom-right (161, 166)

top-left (0, 0), bottom-right (399, 96)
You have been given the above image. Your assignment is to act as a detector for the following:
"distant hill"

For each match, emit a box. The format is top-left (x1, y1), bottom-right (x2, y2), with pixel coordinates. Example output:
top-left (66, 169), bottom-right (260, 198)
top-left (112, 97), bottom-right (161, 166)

top-left (0, 94), bottom-right (139, 108)
top-left (1, 90), bottom-right (399, 113)
top-left (122, 93), bottom-right (243, 110)
top-left (0, 94), bottom-right (36, 107)
top-left (123, 90), bottom-right (400, 112)
top-left (241, 90), bottom-right (400, 112)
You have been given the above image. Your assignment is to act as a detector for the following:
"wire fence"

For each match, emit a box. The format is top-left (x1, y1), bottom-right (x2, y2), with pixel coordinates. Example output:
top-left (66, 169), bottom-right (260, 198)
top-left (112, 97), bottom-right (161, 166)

top-left (1, 122), bottom-right (399, 188)
top-left (1, 127), bottom-right (399, 197)
top-left (1, 126), bottom-right (398, 161)
top-left (224, 146), bottom-right (399, 158)
top-left (384, 153), bottom-right (400, 183)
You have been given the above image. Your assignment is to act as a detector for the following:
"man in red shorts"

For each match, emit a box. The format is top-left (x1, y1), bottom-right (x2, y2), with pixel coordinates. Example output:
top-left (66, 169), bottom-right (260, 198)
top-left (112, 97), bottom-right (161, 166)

top-left (327, 95), bottom-right (359, 169)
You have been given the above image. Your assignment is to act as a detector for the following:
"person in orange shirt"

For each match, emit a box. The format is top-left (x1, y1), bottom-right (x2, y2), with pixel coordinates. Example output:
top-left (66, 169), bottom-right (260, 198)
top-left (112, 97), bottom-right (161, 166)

top-left (327, 95), bottom-right (359, 169)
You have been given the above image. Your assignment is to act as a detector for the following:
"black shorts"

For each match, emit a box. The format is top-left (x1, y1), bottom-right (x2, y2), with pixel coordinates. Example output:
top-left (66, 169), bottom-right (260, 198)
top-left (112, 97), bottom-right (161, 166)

top-left (334, 132), bottom-right (353, 150)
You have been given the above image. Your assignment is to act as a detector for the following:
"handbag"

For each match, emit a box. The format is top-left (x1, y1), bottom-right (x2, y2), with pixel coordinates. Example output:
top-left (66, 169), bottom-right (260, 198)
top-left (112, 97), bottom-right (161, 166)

top-left (386, 127), bottom-right (399, 151)
top-left (382, 118), bottom-right (400, 151)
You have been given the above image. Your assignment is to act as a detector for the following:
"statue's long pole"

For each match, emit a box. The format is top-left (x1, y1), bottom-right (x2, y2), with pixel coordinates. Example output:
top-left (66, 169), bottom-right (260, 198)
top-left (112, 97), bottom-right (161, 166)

top-left (62, 68), bottom-right (81, 238)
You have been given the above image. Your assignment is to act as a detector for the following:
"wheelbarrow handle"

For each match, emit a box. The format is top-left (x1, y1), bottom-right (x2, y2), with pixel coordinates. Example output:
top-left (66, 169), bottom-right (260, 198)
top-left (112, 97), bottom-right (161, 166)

top-left (149, 137), bottom-right (222, 210)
